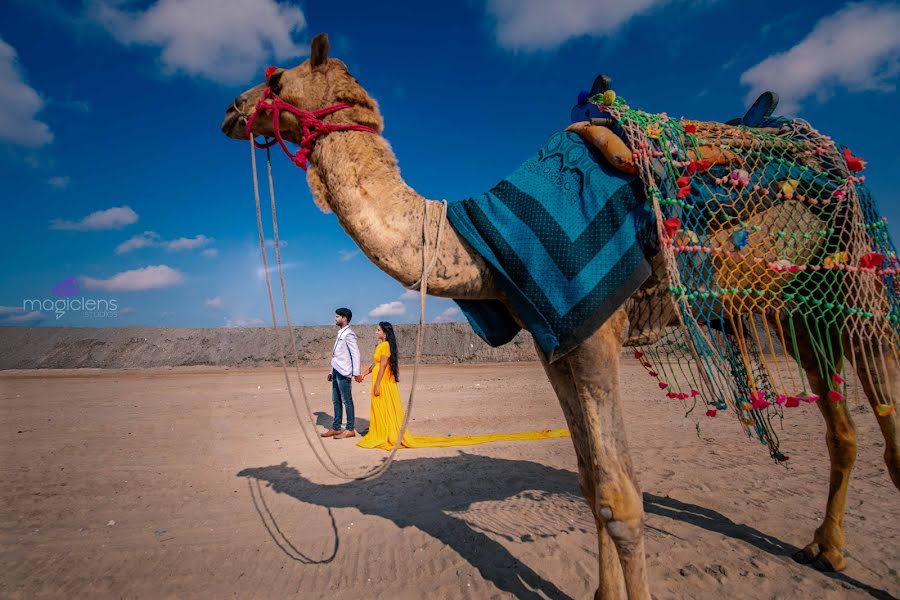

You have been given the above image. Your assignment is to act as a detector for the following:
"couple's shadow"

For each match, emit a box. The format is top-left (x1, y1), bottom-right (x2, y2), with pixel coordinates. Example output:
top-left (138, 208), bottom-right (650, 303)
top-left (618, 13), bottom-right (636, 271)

top-left (314, 411), bottom-right (369, 434)
top-left (238, 452), bottom-right (894, 600)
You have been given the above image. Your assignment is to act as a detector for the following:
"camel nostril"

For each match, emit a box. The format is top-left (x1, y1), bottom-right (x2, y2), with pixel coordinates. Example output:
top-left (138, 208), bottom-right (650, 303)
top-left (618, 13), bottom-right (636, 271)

top-left (230, 93), bottom-right (250, 113)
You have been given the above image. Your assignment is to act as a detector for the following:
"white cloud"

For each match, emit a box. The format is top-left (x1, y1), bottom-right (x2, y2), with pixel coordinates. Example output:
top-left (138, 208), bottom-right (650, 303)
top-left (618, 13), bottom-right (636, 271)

top-left (118, 306), bottom-right (136, 316)
top-left (47, 176), bottom-right (70, 188)
top-left (0, 306), bottom-right (44, 324)
top-left (116, 231), bottom-right (214, 254)
top-left (50, 205), bottom-right (138, 231)
top-left (116, 231), bottom-right (159, 254)
top-left (264, 239), bottom-right (288, 248)
top-left (434, 307), bottom-right (462, 324)
top-left (256, 261), bottom-right (298, 278)
top-left (0, 38), bottom-right (53, 147)
top-left (2, 310), bottom-right (44, 324)
top-left (338, 249), bottom-right (359, 262)
top-left (741, 3), bottom-right (900, 113)
top-left (485, 0), bottom-right (673, 51)
top-left (224, 316), bottom-right (266, 328)
top-left (369, 301), bottom-right (406, 318)
top-left (89, 0), bottom-right (307, 84)
top-left (163, 234), bottom-right (212, 251)
top-left (81, 265), bottom-right (184, 292)
top-left (399, 289), bottom-right (420, 300)
top-left (205, 296), bottom-right (223, 308)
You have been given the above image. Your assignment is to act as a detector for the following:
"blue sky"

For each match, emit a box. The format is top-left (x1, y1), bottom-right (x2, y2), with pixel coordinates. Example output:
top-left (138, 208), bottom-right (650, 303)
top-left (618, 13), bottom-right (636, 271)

top-left (1, 0), bottom-right (899, 328)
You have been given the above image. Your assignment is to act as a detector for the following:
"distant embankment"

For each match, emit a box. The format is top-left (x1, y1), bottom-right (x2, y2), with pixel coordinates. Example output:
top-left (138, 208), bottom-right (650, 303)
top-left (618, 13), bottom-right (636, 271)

top-left (0, 324), bottom-right (538, 370)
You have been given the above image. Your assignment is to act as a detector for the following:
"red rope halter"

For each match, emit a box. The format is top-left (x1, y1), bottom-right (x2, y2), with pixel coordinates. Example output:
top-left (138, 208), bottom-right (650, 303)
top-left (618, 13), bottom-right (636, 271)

top-left (245, 80), bottom-right (377, 171)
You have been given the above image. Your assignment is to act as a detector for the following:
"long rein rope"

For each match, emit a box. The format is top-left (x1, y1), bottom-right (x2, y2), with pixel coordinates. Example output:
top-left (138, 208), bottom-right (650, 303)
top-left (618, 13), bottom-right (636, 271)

top-left (249, 131), bottom-right (448, 481)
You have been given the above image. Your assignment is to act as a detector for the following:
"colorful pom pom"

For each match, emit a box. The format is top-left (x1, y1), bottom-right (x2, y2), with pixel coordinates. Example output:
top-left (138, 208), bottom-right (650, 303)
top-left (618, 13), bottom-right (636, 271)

top-left (876, 404), bottom-right (895, 417)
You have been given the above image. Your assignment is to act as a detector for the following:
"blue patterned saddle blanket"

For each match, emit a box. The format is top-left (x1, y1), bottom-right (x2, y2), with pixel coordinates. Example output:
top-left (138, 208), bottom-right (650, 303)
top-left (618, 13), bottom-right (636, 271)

top-left (447, 131), bottom-right (656, 362)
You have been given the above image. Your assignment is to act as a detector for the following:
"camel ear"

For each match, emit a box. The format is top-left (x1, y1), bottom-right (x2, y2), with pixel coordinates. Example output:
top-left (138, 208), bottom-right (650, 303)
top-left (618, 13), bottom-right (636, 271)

top-left (310, 33), bottom-right (330, 69)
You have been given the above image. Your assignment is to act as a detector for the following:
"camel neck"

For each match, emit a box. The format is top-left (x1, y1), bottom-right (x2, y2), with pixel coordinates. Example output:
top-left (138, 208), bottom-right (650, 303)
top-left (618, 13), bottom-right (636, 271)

top-left (309, 128), bottom-right (434, 285)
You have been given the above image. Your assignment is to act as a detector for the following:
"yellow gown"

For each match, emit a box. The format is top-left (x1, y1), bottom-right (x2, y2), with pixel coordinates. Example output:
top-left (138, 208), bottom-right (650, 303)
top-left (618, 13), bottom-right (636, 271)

top-left (356, 341), bottom-right (570, 450)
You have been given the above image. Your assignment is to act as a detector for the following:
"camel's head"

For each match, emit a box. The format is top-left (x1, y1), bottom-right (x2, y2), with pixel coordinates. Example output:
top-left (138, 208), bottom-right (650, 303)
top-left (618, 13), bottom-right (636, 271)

top-left (220, 33), bottom-right (382, 144)
top-left (221, 33), bottom-right (382, 212)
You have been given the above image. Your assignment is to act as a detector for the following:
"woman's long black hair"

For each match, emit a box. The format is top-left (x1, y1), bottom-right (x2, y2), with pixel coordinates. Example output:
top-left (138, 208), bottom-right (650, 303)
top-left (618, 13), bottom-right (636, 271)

top-left (379, 321), bottom-right (400, 382)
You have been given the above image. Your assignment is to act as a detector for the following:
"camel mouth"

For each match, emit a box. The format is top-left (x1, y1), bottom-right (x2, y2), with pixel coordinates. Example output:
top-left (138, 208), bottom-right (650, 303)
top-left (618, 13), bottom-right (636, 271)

top-left (221, 109), bottom-right (249, 140)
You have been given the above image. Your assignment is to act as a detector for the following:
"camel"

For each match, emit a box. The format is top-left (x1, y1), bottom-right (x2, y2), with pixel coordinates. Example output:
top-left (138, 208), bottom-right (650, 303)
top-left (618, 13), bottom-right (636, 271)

top-left (220, 33), bottom-right (900, 599)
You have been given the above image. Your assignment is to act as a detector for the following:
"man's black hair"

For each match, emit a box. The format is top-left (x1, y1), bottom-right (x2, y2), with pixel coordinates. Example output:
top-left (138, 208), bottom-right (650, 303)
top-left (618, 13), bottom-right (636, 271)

top-left (335, 307), bottom-right (352, 322)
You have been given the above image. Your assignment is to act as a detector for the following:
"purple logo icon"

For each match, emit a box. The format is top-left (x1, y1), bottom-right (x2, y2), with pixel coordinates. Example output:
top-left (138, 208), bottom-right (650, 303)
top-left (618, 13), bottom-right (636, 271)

top-left (52, 276), bottom-right (80, 298)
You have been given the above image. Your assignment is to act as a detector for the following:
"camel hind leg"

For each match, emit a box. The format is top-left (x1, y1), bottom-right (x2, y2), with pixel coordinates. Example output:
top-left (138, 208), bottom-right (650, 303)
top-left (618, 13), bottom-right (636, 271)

top-left (540, 308), bottom-right (650, 599)
top-left (847, 339), bottom-right (900, 489)
top-left (787, 320), bottom-right (857, 572)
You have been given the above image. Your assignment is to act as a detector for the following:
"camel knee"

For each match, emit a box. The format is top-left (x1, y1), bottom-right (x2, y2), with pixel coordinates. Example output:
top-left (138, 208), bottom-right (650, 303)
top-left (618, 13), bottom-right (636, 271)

top-left (597, 501), bottom-right (644, 550)
top-left (605, 517), bottom-right (643, 544)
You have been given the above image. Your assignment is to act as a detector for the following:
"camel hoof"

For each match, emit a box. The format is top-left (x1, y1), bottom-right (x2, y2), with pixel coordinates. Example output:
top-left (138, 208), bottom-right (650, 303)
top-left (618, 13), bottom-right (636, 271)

top-left (813, 551), bottom-right (846, 572)
top-left (791, 548), bottom-right (817, 565)
top-left (812, 556), bottom-right (836, 572)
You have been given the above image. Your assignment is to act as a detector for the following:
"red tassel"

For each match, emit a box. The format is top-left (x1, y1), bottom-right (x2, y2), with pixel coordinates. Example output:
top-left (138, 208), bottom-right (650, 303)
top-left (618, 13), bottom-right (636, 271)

top-left (843, 147), bottom-right (866, 172)
top-left (663, 218), bottom-right (681, 238)
top-left (687, 159), bottom-right (712, 174)
top-left (705, 409), bottom-right (716, 417)
top-left (859, 252), bottom-right (884, 269)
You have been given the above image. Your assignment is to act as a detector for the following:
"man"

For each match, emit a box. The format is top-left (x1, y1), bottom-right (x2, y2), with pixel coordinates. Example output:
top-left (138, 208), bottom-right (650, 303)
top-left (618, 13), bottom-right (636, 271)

top-left (321, 307), bottom-right (361, 439)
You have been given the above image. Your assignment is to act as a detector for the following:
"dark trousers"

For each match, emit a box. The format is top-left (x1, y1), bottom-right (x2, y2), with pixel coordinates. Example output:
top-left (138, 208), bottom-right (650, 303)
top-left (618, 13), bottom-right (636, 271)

top-left (331, 369), bottom-right (354, 431)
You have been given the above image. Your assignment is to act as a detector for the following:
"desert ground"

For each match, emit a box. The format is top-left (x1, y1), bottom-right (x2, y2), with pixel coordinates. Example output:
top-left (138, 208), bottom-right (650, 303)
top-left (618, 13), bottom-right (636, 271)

top-left (2, 361), bottom-right (898, 599)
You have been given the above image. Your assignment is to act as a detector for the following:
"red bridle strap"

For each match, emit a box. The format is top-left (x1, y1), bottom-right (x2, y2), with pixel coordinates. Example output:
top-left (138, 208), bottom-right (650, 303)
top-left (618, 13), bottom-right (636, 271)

top-left (245, 87), bottom-right (377, 170)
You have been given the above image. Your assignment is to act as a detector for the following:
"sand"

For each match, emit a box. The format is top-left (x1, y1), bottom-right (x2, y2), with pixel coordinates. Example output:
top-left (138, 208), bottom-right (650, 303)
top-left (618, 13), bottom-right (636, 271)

top-left (1, 362), bottom-right (897, 599)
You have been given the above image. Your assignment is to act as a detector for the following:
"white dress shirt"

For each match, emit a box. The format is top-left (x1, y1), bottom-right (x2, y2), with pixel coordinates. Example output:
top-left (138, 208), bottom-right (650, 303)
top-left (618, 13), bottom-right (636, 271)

top-left (331, 326), bottom-right (361, 377)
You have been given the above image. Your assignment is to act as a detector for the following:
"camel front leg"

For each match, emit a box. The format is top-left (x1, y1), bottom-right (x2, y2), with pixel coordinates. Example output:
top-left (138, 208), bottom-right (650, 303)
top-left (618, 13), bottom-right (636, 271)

top-left (540, 309), bottom-right (650, 599)
top-left (790, 330), bottom-right (857, 572)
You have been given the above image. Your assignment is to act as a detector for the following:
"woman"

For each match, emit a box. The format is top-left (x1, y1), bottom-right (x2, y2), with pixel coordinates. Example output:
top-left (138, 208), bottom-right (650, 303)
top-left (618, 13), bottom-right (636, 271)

top-left (356, 321), bottom-right (569, 450)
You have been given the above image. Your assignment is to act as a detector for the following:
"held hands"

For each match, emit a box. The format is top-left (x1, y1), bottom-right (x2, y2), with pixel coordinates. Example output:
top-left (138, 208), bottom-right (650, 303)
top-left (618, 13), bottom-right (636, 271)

top-left (354, 374), bottom-right (365, 383)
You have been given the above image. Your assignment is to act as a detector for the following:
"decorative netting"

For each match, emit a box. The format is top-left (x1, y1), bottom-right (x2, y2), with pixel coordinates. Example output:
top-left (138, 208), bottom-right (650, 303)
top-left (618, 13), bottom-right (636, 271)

top-left (593, 91), bottom-right (898, 461)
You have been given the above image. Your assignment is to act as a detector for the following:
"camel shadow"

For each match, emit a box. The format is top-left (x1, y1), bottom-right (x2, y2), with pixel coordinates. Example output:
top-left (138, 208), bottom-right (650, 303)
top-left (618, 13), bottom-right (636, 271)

top-left (643, 494), bottom-right (897, 600)
top-left (238, 454), bottom-right (894, 600)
